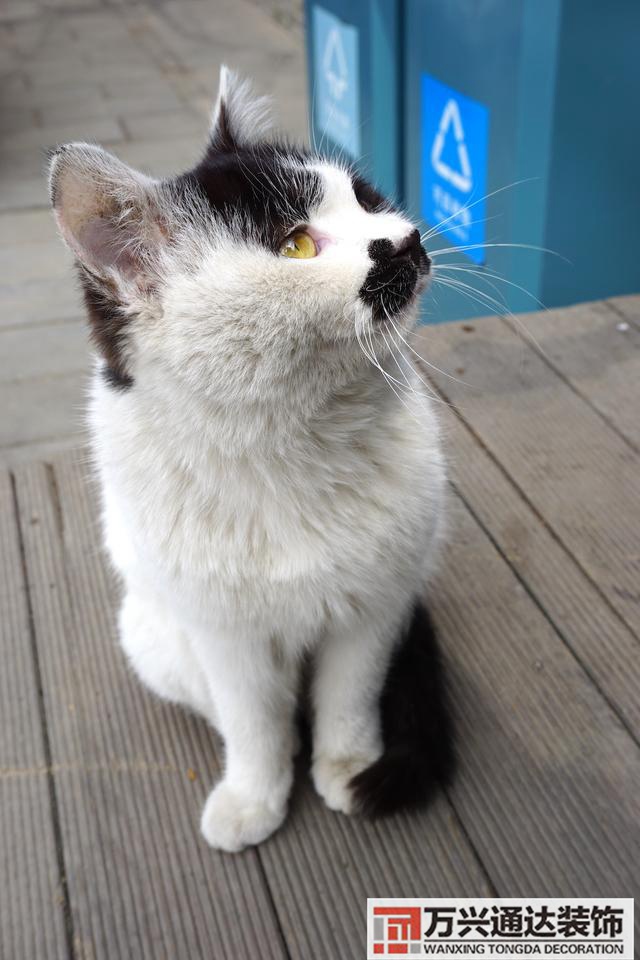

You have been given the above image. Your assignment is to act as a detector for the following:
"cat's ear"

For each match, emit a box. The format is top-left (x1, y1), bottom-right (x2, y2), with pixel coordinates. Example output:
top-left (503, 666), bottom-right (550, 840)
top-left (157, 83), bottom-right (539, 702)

top-left (49, 143), bottom-right (169, 295)
top-left (209, 65), bottom-right (273, 150)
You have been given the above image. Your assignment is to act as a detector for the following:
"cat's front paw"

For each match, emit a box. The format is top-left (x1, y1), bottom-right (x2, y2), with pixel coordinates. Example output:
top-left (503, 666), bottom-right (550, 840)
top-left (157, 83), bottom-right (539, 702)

top-left (312, 752), bottom-right (381, 815)
top-left (200, 782), bottom-right (287, 852)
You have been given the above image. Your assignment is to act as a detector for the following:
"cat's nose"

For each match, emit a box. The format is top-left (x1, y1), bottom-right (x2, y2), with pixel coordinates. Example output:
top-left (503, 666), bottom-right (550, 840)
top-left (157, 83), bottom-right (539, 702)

top-left (390, 229), bottom-right (429, 271)
top-left (368, 230), bottom-right (430, 273)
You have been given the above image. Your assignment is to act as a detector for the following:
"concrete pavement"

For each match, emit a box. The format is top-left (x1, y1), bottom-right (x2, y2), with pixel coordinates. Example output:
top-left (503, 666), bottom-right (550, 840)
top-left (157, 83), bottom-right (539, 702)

top-left (0, 0), bottom-right (307, 464)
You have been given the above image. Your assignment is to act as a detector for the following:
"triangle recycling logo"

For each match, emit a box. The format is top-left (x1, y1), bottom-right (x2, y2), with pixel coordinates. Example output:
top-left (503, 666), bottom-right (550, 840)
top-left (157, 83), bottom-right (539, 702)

top-left (430, 97), bottom-right (473, 194)
top-left (323, 27), bottom-right (348, 102)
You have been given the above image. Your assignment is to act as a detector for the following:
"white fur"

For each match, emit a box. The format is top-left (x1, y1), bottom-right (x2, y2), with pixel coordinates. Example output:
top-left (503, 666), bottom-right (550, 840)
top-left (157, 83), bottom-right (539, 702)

top-left (210, 64), bottom-right (273, 145)
top-left (52, 72), bottom-right (446, 851)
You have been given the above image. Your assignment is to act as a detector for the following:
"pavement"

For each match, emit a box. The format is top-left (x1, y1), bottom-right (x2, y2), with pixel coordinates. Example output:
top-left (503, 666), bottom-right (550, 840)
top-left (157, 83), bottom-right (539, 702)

top-left (0, 0), bottom-right (307, 465)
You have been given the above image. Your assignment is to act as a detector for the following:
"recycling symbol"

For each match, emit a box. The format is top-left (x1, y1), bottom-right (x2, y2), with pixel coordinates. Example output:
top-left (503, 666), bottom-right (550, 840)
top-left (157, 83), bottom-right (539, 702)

top-left (430, 97), bottom-right (473, 194)
top-left (323, 26), bottom-right (348, 101)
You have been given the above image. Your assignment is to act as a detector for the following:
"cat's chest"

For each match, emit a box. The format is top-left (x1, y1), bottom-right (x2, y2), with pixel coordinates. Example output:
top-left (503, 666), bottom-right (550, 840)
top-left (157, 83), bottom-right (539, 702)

top-left (112, 423), bottom-right (432, 585)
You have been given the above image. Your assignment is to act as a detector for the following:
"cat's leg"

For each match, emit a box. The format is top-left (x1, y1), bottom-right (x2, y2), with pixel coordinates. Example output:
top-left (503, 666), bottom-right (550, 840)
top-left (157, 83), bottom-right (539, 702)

top-left (118, 590), bottom-right (214, 720)
top-left (196, 628), bottom-right (300, 852)
top-left (311, 612), bottom-right (400, 814)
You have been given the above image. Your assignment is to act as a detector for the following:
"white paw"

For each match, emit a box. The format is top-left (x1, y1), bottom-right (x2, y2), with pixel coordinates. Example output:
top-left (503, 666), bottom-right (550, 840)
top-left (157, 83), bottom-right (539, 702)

top-left (200, 782), bottom-right (287, 852)
top-left (312, 752), bottom-right (380, 815)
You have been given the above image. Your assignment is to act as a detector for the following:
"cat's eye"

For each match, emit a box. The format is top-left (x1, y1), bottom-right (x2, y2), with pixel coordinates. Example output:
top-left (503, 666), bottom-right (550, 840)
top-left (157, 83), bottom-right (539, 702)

top-left (279, 230), bottom-right (317, 259)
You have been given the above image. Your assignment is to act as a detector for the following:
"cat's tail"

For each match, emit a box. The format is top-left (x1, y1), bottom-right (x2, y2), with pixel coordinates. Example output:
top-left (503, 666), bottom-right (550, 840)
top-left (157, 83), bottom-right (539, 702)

top-left (349, 601), bottom-right (456, 817)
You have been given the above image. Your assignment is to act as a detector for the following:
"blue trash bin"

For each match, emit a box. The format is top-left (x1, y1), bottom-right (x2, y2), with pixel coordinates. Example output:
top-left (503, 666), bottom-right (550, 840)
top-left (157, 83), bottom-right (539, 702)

top-left (404, 0), bottom-right (640, 321)
top-left (304, 0), bottom-right (403, 202)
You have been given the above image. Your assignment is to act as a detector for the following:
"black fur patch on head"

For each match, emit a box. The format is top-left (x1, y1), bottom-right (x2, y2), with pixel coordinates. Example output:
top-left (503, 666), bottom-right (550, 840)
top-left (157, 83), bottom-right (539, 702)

top-left (352, 174), bottom-right (389, 214)
top-left (77, 137), bottom-right (324, 387)
top-left (208, 99), bottom-right (235, 153)
top-left (177, 142), bottom-right (323, 251)
top-left (81, 276), bottom-right (133, 390)
top-left (359, 229), bottom-right (430, 321)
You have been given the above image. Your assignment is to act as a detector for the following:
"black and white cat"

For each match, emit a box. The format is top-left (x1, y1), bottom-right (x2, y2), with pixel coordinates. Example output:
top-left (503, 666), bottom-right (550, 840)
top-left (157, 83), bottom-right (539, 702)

top-left (49, 67), bottom-right (453, 852)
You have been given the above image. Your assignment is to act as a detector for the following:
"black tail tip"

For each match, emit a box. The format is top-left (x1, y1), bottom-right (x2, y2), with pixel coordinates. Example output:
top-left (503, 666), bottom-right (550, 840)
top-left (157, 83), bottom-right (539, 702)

top-left (350, 738), bottom-right (456, 819)
top-left (349, 601), bottom-right (456, 819)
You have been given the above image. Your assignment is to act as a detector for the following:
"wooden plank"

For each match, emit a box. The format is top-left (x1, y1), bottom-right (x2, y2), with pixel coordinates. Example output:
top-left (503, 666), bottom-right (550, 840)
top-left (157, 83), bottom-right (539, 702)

top-left (608, 293), bottom-right (640, 331)
top-left (0, 470), bottom-right (68, 960)
top-left (13, 419), bottom-right (640, 956)
top-left (442, 409), bottom-right (640, 739)
top-left (47, 453), bottom-right (492, 960)
top-left (14, 456), bottom-right (288, 960)
top-left (260, 779), bottom-right (491, 960)
top-left (1, 777), bottom-right (68, 960)
top-left (415, 312), bottom-right (640, 639)
top-left (0, 470), bottom-right (46, 769)
top-left (432, 494), bottom-right (640, 900)
top-left (503, 300), bottom-right (640, 451)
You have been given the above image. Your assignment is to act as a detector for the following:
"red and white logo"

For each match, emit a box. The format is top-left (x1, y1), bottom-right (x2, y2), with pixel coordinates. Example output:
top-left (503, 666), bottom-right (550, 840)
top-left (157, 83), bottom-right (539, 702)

top-left (371, 905), bottom-right (422, 955)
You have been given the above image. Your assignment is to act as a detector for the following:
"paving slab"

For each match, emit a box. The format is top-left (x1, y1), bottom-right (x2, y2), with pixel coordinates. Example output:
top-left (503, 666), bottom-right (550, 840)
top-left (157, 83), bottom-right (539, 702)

top-left (0, 319), bottom-right (87, 383)
top-left (0, 0), bottom-right (308, 462)
top-left (0, 371), bottom-right (86, 448)
top-left (0, 275), bottom-right (82, 327)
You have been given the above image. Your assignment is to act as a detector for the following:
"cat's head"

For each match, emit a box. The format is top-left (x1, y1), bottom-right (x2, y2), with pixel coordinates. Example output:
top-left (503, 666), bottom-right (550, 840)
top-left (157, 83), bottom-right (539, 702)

top-left (49, 67), bottom-right (430, 402)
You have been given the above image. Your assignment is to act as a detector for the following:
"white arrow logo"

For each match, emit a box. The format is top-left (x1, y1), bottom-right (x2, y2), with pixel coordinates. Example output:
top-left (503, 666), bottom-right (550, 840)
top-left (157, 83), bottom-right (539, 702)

top-left (323, 27), bottom-right (348, 101)
top-left (430, 98), bottom-right (473, 193)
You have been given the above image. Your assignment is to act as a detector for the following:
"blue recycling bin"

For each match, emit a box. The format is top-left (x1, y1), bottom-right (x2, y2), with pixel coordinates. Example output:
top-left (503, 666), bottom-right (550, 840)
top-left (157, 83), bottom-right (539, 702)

top-left (306, 0), bottom-right (640, 323)
top-left (404, 0), bottom-right (640, 321)
top-left (304, 0), bottom-right (402, 202)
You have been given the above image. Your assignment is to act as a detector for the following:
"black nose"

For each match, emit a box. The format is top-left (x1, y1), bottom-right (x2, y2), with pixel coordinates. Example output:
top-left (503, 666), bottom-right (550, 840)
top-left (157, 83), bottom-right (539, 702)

top-left (368, 229), bottom-right (430, 272)
top-left (390, 229), bottom-right (423, 265)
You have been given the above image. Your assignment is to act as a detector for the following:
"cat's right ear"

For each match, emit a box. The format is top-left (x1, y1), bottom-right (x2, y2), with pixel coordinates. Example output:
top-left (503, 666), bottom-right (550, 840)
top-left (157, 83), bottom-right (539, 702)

top-left (208, 65), bottom-right (273, 151)
top-left (48, 142), bottom-right (169, 299)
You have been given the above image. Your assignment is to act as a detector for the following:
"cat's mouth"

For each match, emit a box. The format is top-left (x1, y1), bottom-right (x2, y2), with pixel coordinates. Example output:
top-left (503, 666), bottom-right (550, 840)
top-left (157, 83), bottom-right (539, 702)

top-left (359, 231), bottom-right (431, 322)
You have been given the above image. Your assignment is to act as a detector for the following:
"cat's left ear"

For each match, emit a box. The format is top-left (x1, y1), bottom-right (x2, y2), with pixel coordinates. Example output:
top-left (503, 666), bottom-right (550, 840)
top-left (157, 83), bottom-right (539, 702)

top-left (49, 142), bottom-right (170, 299)
top-left (209, 65), bottom-right (273, 151)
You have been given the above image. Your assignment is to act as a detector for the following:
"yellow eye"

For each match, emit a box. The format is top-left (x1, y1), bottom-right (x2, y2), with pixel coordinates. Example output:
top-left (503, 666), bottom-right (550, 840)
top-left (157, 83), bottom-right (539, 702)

top-left (279, 230), bottom-right (317, 259)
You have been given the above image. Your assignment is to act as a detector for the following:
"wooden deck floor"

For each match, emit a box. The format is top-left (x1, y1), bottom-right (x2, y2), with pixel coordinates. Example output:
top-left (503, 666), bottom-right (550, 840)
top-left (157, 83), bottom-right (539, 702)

top-left (2, 296), bottom-right (639, 959)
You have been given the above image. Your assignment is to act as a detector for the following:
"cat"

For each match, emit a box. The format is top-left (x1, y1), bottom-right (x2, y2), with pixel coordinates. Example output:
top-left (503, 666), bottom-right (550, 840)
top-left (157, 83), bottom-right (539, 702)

top-left (48, 66), bottom-right (454, 852)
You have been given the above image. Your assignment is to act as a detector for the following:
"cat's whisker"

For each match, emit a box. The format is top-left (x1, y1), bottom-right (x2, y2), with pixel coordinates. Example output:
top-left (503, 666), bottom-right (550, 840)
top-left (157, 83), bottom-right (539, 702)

top-left (365, 330), bottom-right (426, 422)
top-left (420, 177), bottom-right (538, 243)
top-left (428, 240), bottom-right (568, 261)
top-left (362, 323), bottom-right (414, 394)
top-left (422, 212), bottom-right (502, 245)
top-left (361, 267), bottom-right (406, 296)
top-left (355, 315), bottom-right (393, 385)
top-left (433, 273), bottom-right (510, 315)
top-left (431, 262), bottom-right (548, 312)
top-left (432, 272), bottom-right (550, 359)
top-left (386, 330), bottom-right (451, 409)
top-left (355, 316), bottom-right (379, 368)
top-left (434, 264), bottom-right (514, 315)
top-left (387, 316), bottom-right (471, 390)
top-left (379, 324), bottom-right (414, 391)
top-left (359, 315), bottom-right (410, 394)
top-left (375, 304), bottom-right (450, 409)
